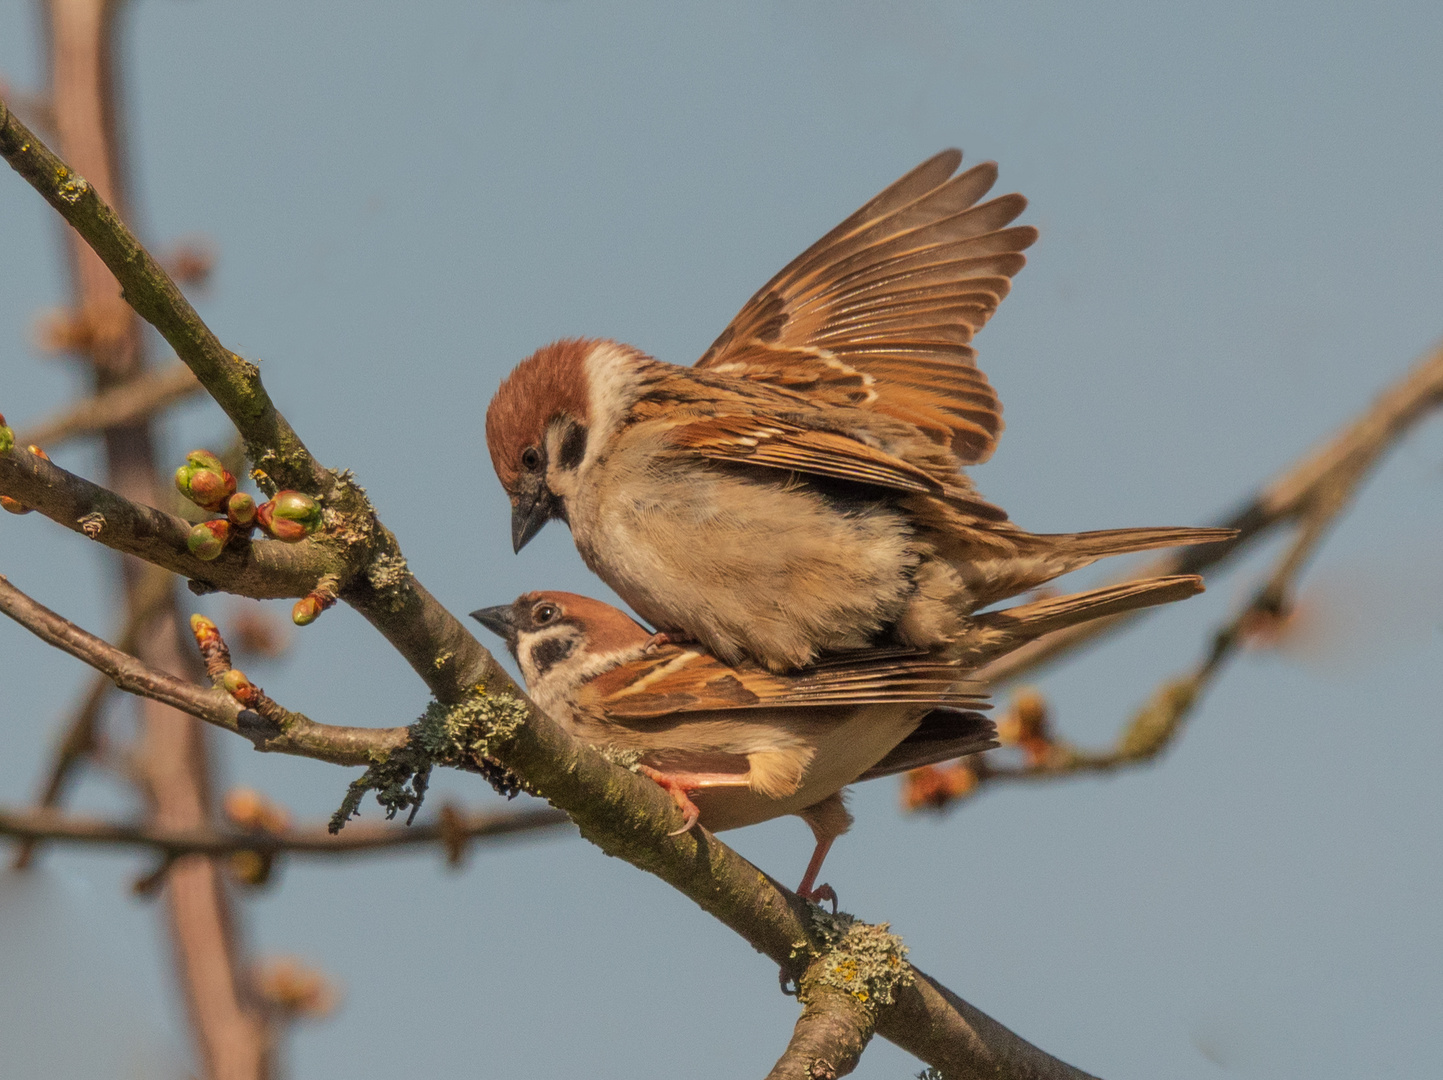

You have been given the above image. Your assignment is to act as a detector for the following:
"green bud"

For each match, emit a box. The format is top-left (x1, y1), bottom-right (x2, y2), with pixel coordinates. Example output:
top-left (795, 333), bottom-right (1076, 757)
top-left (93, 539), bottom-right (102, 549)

top-left (221, 668), bottom-right (254, 697)
top-left (0, 413), bottom-right (13, 453)
top-left (226, 492), bottom-right (256, 526)
top-left (291, 595), bottom-right (323, 626)
top-left (187, 519), bottom-right (231, 561)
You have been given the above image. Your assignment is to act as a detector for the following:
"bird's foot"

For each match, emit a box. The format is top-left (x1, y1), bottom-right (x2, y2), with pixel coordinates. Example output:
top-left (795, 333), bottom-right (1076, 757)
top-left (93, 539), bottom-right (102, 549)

top-left (638, 765), bottom-right (701, 836)
top-left (643, 630), bottom-right (694, 653)
top-left (798, 882), bottom-right (839, 914)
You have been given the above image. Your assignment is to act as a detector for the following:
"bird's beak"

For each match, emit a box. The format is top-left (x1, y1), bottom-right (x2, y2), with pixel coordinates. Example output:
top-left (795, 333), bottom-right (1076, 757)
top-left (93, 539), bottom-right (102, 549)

top-left (510, 484), bottom-right (560, 553)
top-left (470, 604), bottom-right (519, 648)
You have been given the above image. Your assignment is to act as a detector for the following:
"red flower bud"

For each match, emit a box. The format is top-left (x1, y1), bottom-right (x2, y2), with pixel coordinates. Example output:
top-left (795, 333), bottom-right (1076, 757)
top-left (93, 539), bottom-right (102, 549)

top-left (187, 519), bottom-right (231, 560)
top-left (256, 490), bottom-right (322, 542)
top-left (175, 449), bottom-right (236, 511)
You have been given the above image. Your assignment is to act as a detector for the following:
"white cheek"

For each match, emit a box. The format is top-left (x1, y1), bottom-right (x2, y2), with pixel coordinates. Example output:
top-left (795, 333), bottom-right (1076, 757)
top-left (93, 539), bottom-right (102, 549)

top-left (582, 342), bottom-right (644, 470)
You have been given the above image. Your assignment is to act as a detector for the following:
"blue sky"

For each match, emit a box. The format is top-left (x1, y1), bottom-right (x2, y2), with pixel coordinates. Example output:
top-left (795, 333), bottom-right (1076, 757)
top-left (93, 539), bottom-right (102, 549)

top-left (2, 3), bottom-right (1441, 1077)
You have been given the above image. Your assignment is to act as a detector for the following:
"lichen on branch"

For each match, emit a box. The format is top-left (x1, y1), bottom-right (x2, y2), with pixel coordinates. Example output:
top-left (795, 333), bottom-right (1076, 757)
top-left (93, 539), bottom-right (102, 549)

top-left (328, 693), bottom-right (530, 833)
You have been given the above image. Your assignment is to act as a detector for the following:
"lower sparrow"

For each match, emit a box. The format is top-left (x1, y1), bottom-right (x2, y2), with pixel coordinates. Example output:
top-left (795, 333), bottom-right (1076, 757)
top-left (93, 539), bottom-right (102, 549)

top-left (472, 574), bottom-right (1200, 902)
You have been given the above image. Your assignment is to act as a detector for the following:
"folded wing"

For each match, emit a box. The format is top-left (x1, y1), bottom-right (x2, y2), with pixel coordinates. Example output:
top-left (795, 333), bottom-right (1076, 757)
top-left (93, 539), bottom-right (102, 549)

top-left (590, 646), bottom-right (988, 720)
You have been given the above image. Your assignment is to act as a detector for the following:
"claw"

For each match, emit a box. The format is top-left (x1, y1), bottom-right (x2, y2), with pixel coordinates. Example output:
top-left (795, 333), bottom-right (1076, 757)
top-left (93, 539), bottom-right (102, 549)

top-left (638, 765), bottom-right (702, 835)
top-left (799, 882), bottom-right (839, 914)
top-left (643, 630), bottom-right (694, 654)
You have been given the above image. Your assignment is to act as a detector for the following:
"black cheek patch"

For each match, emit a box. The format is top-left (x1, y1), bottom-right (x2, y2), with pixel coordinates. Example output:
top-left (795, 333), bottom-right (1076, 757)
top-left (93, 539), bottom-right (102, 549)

top-left (557, 421), bottom-right (588, 471)
top-left (530, 635), bottom-right (577, 677)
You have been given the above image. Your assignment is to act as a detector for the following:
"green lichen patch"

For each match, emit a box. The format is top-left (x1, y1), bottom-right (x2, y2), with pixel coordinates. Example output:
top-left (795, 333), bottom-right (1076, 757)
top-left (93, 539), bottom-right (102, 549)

top-left (366, 550), bottom-right (412, 611)
top-left (328, 692), bottom-right (530, 834)
top-left (595, 745), bottom-right (644, 771)
top-left (802, 910), bottom-right (914, 1011)
top-left (412, 693), bottom-right (527, 763)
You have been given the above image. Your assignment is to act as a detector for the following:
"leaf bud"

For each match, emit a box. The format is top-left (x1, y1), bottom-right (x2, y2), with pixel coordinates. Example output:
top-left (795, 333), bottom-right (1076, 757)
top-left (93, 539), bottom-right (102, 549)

top-left (226, 491), bottom-right (257, 526)
top-left (291, 596), bottom-right (321, 626)
top-left (221, 668), bottom-right (254, 697)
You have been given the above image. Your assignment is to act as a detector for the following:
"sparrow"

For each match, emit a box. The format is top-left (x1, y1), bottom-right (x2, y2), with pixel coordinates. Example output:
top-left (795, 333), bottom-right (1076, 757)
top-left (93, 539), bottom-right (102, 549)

top-left (471, 575), bottom-right (1201, 901)
top-left (486, 149), bottom-right (1234, 671)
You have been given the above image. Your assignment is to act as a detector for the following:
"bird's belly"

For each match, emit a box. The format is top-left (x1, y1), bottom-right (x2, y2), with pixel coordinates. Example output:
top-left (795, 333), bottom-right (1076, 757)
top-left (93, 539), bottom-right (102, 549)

top-left (573, 464), bottom-right (919, 669)
top-left (693, 703), bottom-right (923, 832)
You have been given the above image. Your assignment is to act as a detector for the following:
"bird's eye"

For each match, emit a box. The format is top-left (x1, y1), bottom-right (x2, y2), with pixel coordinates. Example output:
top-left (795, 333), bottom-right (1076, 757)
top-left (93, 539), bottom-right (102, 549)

top-left (532, 603), bottom-right (559, 624)
top-left (519, 446), bottom-right (542, 471)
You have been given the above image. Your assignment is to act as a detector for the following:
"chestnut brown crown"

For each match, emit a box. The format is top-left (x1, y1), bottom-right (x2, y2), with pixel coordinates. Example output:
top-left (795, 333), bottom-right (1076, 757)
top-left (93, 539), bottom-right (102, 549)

top-left (470, 590), bottom-right (653, 658)
top-left (485, 339), bottom-right (597, 492)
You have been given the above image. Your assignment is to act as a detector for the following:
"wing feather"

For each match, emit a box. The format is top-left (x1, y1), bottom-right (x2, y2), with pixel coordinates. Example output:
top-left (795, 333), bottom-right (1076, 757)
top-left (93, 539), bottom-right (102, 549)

top-left (697, 152), bottom-right (1035, 464)
top-left (667, 413), bottom-right (944, 494)
top-left (594, 646), bottom-right (987, 720)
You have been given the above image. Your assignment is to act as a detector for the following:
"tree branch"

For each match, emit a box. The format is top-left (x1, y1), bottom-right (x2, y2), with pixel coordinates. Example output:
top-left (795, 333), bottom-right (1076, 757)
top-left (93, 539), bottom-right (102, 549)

top-left (0, 94), bottom-right (325, 495)
top-left (10, 561), bottom-right (171, 869)
top-left (0, 446), bottom-right (339, 598)
top-left (2, 86), bottom-right (1112, 1077)
top-left (907, 343), bottom-right (1443, 814)
top-left (766, 985), bottom-right (874, 1080)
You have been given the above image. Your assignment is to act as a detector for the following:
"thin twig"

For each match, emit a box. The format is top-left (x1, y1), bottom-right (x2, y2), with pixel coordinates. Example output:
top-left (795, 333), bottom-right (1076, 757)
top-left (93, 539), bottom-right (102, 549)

top-left (908, 400), bottom-right (1430, 813)
top-left (0, 95), bottom-right (325, 496)
top-left (0, 574), bottom-right (409, 765)
top-left (12, 563), bottom-right (175, 869)
top-left (18, 361), bottom-right (203, 448)
top-left (0, 804), bottom-right (570, 857)
top-left (979, 339), bottom-right (1443, 688)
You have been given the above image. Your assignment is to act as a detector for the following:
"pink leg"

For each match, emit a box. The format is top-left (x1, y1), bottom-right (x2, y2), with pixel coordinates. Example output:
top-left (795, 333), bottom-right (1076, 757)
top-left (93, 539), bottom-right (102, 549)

top-left (637, 765), bottom-right (750, 837)
top-left (796, 792), bottom-right (852, 911)
top-left (796, 837), bottom-right (839, 912)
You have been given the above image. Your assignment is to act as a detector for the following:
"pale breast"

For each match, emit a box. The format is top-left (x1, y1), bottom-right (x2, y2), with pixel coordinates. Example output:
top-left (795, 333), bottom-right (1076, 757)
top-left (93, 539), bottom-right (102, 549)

top-left (570, 426), bottom-right (921, 670)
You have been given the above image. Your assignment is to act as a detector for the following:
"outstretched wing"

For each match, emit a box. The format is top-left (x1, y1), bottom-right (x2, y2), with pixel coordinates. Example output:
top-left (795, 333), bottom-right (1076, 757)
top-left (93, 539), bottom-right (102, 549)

top-left (588, 647), bottom-right (987, 720)
top-left (696, 150), bottom-right (1036, 465)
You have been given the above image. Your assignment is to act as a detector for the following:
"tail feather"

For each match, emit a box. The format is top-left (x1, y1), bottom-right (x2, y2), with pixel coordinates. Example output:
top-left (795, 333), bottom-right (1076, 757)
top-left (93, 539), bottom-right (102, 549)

top-left (961, 526), bottom-right (1235, 609)
top-left (1043, 526), bottom-right (1236, 560)
top-left (954, 574), bottom-right (1205, 667)
top-left (859, 709), bottom-right (997, 781)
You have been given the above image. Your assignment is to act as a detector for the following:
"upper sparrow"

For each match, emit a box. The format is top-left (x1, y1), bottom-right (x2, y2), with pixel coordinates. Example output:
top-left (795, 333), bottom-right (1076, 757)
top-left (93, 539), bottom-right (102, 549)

top-left (472, 575), bottom-right (1200, 901)
top-left (487, 150), bottom-right (1232, 671)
